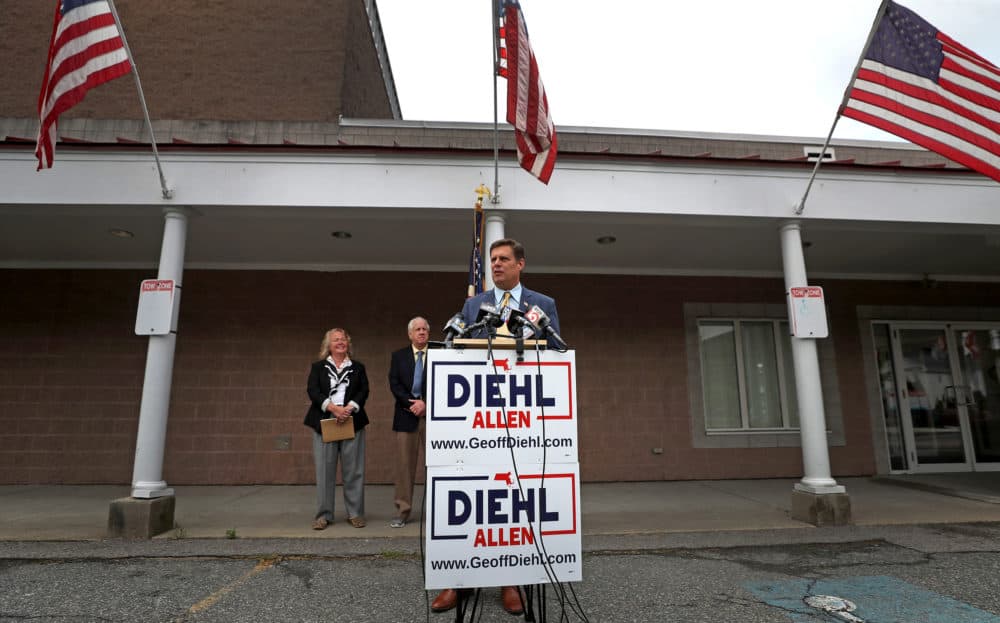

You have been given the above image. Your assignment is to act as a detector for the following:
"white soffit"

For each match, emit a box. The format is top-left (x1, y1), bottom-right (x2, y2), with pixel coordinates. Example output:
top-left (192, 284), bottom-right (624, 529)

top-left (2, 149), bottom-right (999, 226)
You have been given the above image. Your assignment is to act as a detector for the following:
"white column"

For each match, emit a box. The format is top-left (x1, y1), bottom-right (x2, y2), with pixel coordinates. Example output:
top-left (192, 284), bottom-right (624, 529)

top-left (780, 222), bottom-right (844, 495)
top-left (482, 211), bottom-right (506, 291)
top-left (131, 207), bottom-right (190, 499)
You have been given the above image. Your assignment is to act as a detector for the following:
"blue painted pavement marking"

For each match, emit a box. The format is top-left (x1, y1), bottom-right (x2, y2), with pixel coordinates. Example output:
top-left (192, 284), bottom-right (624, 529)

top-left (745, 575), bottom-right (1000, 623)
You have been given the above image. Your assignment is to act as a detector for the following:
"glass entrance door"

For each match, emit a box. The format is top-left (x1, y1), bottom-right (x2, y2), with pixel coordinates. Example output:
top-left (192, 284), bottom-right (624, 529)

top-left (952, 329), bottom-right (1000, 469)
top-left (894, 327), bottom-right (968, 470)
top-left (877, 323), bottom-right (1000, 472)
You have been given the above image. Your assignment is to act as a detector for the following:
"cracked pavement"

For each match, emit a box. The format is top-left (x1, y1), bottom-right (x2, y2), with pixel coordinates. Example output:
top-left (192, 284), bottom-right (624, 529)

top-left (2, 522), bottom-right (1000, 622)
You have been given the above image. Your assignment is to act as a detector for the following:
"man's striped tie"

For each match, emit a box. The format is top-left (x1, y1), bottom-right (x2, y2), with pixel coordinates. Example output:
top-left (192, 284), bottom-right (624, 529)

top-left (497, 291), bottom-right (512, 336)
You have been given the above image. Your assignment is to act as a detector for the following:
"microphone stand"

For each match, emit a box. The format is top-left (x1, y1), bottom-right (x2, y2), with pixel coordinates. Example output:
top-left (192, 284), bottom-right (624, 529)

top-left (523, 584), bottom-right (537, 622)
top-left (483, 319), bottom-right (499, 369)
top-left (452, 588), bottom-right (479, 623)
top-left (507, 317), bottom-right (526, 362)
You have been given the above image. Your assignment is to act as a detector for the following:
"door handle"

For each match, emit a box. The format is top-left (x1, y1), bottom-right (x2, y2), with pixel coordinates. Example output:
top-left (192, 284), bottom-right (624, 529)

top-left (956, 384), bottom-right (975, 407)
top-left (944, 385), bottom-right (957, 406)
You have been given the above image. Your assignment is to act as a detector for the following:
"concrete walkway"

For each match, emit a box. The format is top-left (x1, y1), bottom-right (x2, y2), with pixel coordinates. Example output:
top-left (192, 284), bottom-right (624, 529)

top-left (3, 475), bottom-right (1000, 541)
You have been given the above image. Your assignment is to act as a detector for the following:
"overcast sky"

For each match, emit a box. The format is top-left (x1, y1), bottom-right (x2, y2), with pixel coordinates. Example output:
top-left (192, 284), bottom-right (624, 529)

top-left (377, 0), bottom-right (1000, 143)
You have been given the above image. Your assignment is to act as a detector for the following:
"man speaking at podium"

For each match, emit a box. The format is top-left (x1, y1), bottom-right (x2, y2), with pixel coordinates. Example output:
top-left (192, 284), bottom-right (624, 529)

top-left (431, 238), bottom-right (561, 615)
top-left (461, 238), bottom-right (560, 343)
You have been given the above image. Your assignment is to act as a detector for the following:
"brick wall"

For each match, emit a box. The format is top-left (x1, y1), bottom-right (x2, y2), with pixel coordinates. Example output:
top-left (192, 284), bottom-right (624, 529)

top-left (0, 269), bottom-right (148, 483)
top-left (4, 268), bottom-right (1000, 484)
top-left (340, 0), bottom-right (395, 119)
top-left (0, 0), bottom-right (392, 123)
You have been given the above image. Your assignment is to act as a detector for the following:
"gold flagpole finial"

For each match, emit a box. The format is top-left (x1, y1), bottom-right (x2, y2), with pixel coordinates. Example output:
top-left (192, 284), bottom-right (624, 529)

top-left (474, 183), bottom-right (492, 207)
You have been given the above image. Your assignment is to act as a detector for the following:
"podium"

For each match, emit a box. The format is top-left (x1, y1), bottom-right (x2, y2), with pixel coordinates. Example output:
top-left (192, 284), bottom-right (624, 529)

top-left (451, 337), bottom-right (546, 349)
top-left (423, 339), bottom-right (581, 590)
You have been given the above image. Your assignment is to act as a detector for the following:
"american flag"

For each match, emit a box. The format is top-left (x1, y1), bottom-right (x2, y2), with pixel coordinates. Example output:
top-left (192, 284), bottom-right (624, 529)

top-left (466, 200), bottom-right (485, 298)
top-left (843, 0), bottom-right (1000, 182)
top-left (497, 0), bottom-right (557, 184)
top-left (35, 0), bottom-right (132, 170)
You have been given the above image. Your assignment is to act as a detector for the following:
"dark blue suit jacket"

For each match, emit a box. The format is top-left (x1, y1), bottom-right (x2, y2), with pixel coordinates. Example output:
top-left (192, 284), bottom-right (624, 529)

top-left (388, 346), bottom-right (427, 433)
top-left (461, 286), bottom-right (561, 345)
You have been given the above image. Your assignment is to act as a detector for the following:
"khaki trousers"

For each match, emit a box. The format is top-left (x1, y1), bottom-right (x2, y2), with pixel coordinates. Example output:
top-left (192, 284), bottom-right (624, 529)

top-left (393, 418), bottom-right (425, 521)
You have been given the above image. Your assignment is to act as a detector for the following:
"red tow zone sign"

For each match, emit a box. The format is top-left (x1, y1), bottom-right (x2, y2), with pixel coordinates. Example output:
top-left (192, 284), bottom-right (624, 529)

top-left (787, 285), bottom-right (828, 338)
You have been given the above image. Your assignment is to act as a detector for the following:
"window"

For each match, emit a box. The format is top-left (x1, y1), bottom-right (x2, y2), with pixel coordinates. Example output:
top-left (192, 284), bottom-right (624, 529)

top-left (698, 319), bottom-right (800, 432)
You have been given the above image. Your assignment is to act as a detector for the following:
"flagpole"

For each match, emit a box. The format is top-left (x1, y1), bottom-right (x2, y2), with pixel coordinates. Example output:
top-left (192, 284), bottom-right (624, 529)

top-left (107, 0), bottom-right (172, 200)
top-left (491, 0), bottom-right (501, 202)
top-left (794, 0), bottom-right (890, 215)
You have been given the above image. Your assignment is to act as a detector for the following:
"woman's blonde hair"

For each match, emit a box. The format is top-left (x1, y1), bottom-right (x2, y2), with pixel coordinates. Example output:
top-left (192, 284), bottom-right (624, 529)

top-left (318, 328), bottom-right (353, 359)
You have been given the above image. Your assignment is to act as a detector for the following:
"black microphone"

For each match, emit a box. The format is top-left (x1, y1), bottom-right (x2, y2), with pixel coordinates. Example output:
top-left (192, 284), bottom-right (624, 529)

top-left (477, 302), bottom-right (504, 329)
top-left (525, 305), bottom-right (568, 351)
top-left (505, 307), bottom-right (531, 360)
top-left (506, 307), bottom-right (541, 338)
top-left (464, 303), bottom-right (503, 336)
top-left (442, 313), bottom-right (467, 345)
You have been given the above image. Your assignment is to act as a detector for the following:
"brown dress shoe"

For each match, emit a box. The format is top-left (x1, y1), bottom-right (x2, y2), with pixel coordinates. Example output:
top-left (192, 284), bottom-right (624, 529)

top-left (311, 517), bottom-right (328, 530)
top-left (431, 588), bottom-right (458, 612)
top-left (501, 586), bottom-right (523, 615)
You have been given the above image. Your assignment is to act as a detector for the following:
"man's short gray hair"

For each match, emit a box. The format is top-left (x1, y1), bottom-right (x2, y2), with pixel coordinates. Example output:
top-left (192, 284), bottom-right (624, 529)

top-left (407, 316), bottom-right (429, 332)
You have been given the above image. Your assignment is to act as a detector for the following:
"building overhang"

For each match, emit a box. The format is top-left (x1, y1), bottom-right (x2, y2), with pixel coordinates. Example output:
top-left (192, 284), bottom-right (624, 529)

top-left (3, 122), bottom-right (1000, 280)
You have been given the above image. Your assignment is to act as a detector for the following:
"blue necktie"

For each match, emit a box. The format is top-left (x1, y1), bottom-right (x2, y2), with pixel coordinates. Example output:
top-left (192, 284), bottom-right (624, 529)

top-left (412, 351), bottom-right (424, 398)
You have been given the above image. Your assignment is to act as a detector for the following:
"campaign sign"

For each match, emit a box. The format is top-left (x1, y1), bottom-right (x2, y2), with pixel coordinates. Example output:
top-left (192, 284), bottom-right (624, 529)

top-left (426, 349), bottom-right (577, 466)
top-left (424, 463), bottom-right (582, 589)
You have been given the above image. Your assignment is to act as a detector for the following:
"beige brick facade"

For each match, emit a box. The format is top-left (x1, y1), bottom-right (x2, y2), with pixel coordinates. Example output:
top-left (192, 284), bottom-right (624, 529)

top-left (4, 267), bottom-right (998, 485)
top-left (0, 0), bottom-right (394, 124)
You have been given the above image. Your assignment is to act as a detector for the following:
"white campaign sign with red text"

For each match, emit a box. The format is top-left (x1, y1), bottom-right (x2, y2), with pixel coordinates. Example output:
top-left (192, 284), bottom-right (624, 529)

top-left (423, 463), bottom-right (581, 589)
top-left (426, 349), bottom-right (577, 465)
top-left (425, 347), bottom-right (581, 589)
